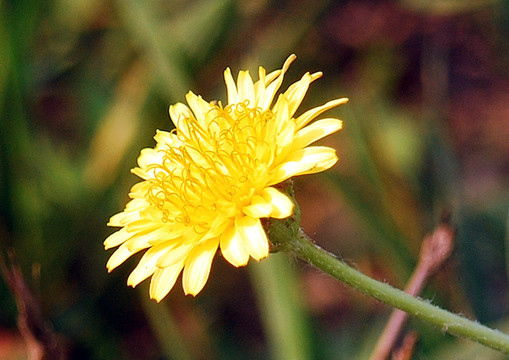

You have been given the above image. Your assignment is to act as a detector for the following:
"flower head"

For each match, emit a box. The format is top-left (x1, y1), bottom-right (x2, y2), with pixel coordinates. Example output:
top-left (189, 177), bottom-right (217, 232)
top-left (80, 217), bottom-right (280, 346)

top-left (104, 55), bottom-right (348, 301)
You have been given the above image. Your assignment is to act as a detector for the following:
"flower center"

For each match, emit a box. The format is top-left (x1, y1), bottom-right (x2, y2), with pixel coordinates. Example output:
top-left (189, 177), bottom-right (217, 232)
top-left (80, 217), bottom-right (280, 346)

top-left (147, 101), bottom-right (278, 230)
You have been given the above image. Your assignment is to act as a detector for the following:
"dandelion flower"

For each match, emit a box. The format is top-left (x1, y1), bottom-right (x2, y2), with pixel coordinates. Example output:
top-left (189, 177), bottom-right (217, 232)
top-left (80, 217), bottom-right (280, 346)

top-left (104, 55), bottom-right (348, 301)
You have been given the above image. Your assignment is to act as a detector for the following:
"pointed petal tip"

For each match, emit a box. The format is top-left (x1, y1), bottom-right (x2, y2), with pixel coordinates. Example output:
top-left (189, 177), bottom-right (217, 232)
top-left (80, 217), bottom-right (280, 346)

top-left (310, 71), bottom-right (323, 81)
top-left (183, 280), bottom-right (203, 296)
top-left (282, 54), bottom-right (297, 71)
top-left (287, 54), bottom-right (297, 63)
top-left (149, 290), bottom-right (164, 303)
top-left (230, 258), bottom-right (249, 268)
top-left (127, 276), bottom-right (140, 288)
top-left (150, 294), bottom-right (163, 303)
top-left (184, 290), bottom-right (199, 297)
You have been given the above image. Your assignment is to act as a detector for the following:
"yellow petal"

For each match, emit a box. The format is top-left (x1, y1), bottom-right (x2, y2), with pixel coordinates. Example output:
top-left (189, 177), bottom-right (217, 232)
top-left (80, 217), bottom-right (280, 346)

top-left (295, 98), bottom-right (348, 129)
top-left (169, 103), bottom-right (194, 138)
top-left (127, 242), bottom-right (172, 287)
top-left (108, 212), bottom-right (140, 227)
top-left (150, 263), bottom-right (185, 302)
top-left (106, 243), bottom-right (137, 272)
top-left (273, 95), bottom-right (291, 139)
top-left (182, 239), bottom-right (219, 296)
top-left (136, 147), bottom-right (162, 169)
top-left (169, 102), bottom-right (192, 124)
top-left (258, 54), bottom-right (296, 110)
top-left (156, 242), bottom-right (193, 268)
top-left (271, 146), bottom-right (338, 183)
top-left (130, 167), bottom-right (149, 180)
top-left (124, 218), bottom-right (154, 233)
top-left (154, 129), bottom-right (180, 147)
top-left (254, 66), bottom-right (267, 107)
top-left (220, 225), bottom-right (250, 267)
top-left (237, 70), bottom-right (255, 103)
top-left (242, 195), bottom-right (272, 218)
top-left (235, 216), bottom-right (269, 261)
top-left (261, 187), bottom-right (294, 219)
top-left (104, 227), bottom-right (133, 250)
top-left (283, 72), bottom-right (321, 117)
top-left (224, 67), bottom-right (239, 104)
top-left (276, 119), bottom-right (296, 158)
top-left (200, 216), bottom-right (231, 242)
top-left (292, 118), bottom-right (343, 150)
top-left (128, 182), bottom-right (151, 199)
top-left (185, 91), bottom-right (212, 124)
top-left (124, 226), bottom-right (172, 252)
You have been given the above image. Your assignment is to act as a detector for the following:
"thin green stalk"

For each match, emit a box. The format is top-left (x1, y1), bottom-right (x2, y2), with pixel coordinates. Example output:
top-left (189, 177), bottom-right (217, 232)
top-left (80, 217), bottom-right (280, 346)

top-left (269, 220), bottom-right (509, 355)
top-left (138, 286), bottom-right (194, 360)
top-left (250, 254), bottom-right (312, 360)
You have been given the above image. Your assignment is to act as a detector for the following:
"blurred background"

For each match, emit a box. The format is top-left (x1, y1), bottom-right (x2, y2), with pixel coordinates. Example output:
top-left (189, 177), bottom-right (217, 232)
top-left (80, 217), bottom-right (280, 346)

top-left (1, 0), bottom-right (509, 359)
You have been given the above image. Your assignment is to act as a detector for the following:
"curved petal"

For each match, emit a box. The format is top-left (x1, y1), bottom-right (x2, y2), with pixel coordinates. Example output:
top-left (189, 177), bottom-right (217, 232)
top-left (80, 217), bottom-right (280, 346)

top-left (124, 218), bottom-right (157, 233)
top-left (262, 187), bottom-right (294, 219)
top-left (186, 91), bottom-right (212, 125)
top-left (237, 70), bottom-right (255, 104)
top-left (106, 242), bottom-right (139, 272)
top-left (123, 226), bottom-right (176, 252)
top-left (108, 204), bottom-right (142, 227)
top-left (271, 146), bottom-right (338, 184)
top-left (169, 103), bottom-right (194, 138)
top-left (258, 54), bottom-right (296, 110)
top-left (149, 262), bottom-right (185, 302)
top-left (182, 238), bottom-right (219, 296)
top-left (154, 129), bottom-right (179, 147)
top-left (127, 242), bottom-right (174, 287)
top-left (242, 195), bottom-right (272, 218)
top-left (295, 98), bottom-right (349, 129)
top-left (272, 95), bottom-right (291, 140)
top-left (104, 227), bottom-right (133, 250)
top-left (282, 72), bottom-right (321, 118)
top-left (224, 67), bottom-right (239, 104)
top-left (169, 102), bottom-right (192, 125)
top-left (128, 182), bottom-right (152, 199)
top-left (156, 242), bottom-right (193, 268)
top-left (136, 147), bottom-right (163, 169)
top-left (292, 118), bottom-right (343, 150)
top-left (253, 66), bottom-right (267, 107)
top-left (235, 216), bottom-right (269, 261)
top-left (220, 225), bottom-right (250, 267)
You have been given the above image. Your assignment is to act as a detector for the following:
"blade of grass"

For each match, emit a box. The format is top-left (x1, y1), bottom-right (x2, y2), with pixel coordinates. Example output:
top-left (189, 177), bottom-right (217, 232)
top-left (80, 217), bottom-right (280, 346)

top-left (240, 0), bottom-right (331, 69)
top-left (113, 0), bottom-right (191, 100)
top-left (139, 285), bottom-right (195, 360)
top-left (250, 254), bottom-right (312, 360)
top-left (166, 0), bottom-right (236, 63)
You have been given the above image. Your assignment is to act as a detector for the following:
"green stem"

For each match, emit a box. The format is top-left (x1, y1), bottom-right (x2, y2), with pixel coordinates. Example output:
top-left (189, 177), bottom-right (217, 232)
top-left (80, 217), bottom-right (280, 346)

top-left (269, 223), bottom-right (509, 355)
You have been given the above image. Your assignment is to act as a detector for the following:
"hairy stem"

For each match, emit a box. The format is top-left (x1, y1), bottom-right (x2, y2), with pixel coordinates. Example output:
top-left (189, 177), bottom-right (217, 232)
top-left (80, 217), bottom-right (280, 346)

top-left (268, 220), bottom-right (509, 355)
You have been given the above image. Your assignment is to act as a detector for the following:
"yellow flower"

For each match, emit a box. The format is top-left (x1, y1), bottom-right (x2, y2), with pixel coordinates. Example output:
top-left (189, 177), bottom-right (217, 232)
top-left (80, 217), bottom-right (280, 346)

top-left (104, 55), bottom-right (348, 301)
